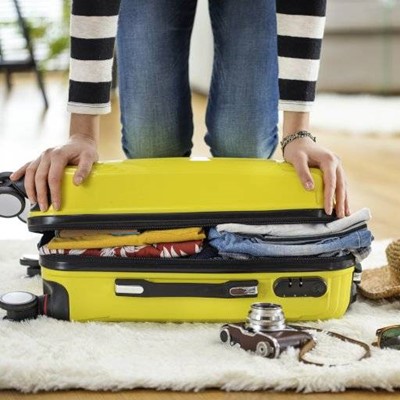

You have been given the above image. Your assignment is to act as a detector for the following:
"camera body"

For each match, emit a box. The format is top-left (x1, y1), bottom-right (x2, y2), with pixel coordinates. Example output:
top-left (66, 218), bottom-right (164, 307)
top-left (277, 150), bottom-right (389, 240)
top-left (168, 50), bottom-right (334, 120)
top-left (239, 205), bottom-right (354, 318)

top-left (220, 303), bottom-right (314, 358)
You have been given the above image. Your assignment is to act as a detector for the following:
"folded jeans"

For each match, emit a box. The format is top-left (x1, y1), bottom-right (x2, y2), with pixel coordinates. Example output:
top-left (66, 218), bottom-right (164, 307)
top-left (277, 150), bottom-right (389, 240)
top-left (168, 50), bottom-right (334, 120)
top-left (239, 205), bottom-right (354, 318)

top-left (208, 227), bottom-right (373, 259)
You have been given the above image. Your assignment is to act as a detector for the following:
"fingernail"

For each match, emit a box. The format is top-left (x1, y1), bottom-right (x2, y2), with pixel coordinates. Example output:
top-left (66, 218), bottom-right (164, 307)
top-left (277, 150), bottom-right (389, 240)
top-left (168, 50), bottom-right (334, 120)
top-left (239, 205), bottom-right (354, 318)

top-left (9, 173), bottom-right (15, 179)
top-left (75, 176), bottom-right (83, 185)
top-left (305, 181), bottom-right (314, 191)
top-left (327, 207), bottom-right (332, 216)
top-left (53, 202), bottom-right (60, 211)
top-left (39, 203), bottom-right (46, 212)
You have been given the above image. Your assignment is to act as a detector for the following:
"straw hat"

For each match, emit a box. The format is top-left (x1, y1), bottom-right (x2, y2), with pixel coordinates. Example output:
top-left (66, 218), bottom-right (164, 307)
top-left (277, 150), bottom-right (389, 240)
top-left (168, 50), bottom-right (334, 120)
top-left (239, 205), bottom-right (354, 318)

top-left (359, 239), bottom-right (400, 299)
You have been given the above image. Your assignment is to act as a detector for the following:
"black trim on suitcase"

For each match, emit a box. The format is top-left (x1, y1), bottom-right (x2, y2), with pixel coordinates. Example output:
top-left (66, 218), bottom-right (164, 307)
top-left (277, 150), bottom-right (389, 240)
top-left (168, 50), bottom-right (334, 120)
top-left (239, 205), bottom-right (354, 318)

top-left (115, 279), bottom-right (259, 298)
top-left (43, 280), bottom-right (70, 320)
top-left (28, 209), bottom-right (335, 232)
top-left (39, 253), bottom-right (355, 273)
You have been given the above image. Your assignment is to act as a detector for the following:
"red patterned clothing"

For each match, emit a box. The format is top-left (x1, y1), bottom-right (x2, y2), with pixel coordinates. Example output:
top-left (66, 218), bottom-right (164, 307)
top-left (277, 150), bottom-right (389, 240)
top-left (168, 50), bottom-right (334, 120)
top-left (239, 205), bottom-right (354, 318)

top-left (39, 240), bottom-right (203, 258)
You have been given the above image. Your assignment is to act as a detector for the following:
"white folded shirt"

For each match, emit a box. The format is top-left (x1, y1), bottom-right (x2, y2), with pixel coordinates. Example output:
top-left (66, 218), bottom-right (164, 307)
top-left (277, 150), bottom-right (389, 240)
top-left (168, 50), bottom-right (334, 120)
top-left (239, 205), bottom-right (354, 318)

top-left (216, 208), bottom-right (371, 238)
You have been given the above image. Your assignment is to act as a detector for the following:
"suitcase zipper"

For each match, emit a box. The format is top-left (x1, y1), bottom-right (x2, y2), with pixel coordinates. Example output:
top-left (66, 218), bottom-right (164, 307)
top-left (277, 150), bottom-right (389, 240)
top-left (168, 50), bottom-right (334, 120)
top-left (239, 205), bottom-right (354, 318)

top-left (28, 209), bottom-right (335, 232)
top-left (39, 253), bottom-right (355, 273)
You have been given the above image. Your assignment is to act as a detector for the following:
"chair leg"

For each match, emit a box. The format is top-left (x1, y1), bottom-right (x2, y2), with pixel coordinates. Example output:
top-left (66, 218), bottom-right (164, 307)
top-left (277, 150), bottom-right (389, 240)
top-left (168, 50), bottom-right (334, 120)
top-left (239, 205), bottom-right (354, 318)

top-left (13, 0), bottom-right (49, 108)
top-left (34, 67), bottom-right (49, 109)
top-left (0, 38), bottom-right (12, 90)
top-left (5, 70), bottom-right (12, 90)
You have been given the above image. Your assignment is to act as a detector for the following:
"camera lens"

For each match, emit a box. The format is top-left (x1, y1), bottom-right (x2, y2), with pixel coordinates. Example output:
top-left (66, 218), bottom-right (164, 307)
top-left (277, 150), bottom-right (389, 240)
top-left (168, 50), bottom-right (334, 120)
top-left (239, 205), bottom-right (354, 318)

top-left (245, 303), bottom-right (286, 332)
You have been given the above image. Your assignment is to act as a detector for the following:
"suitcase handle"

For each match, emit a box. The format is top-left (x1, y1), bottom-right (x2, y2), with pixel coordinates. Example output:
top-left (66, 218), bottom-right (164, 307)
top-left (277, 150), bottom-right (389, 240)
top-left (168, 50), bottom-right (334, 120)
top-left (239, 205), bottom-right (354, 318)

top-left (115, 279), bottom-right (258, 298)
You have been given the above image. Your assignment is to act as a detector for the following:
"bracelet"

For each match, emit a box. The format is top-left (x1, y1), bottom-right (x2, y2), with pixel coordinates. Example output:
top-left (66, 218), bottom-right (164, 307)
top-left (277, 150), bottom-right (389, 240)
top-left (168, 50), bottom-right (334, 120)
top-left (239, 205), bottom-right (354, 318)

top-left (280, 131), bottom-right (316, 155)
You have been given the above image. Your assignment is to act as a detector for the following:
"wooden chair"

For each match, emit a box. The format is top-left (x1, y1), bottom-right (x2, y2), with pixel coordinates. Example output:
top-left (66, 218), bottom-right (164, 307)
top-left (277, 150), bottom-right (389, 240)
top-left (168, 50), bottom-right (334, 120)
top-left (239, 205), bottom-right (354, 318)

top-left (0, 0), bottom-right (48, 108)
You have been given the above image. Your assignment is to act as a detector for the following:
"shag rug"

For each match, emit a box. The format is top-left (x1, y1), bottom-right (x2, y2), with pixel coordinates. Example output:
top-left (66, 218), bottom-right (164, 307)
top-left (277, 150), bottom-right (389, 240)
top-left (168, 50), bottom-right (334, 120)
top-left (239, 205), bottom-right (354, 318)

top-left (1, 238), bottom-right (400, 393)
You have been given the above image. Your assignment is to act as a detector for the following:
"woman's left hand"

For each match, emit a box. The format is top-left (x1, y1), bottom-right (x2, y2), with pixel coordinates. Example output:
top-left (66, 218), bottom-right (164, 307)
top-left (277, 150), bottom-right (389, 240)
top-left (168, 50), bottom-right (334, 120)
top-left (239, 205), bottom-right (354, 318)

top-left (283, 137), bottom-right (350, 218)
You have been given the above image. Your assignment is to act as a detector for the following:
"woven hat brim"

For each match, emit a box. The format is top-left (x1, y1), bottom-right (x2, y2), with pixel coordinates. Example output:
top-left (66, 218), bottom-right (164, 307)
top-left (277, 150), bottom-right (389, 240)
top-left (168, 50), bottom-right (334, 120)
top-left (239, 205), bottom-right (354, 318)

top-left (359, 265), bottom-right (400, 299)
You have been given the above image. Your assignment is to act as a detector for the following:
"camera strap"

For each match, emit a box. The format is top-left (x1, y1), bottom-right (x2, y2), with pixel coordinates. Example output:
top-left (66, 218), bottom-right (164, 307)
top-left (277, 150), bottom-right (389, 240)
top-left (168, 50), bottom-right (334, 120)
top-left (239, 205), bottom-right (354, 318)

top-left (292, 325), bottom-right (371, 366)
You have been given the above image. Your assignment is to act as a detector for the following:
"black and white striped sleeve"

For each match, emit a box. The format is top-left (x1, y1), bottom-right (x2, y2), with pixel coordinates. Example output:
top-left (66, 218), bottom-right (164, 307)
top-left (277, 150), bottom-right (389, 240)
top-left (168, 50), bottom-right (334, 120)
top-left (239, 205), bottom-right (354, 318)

top-left (67, 0), bottom-right (121, 115)
top-left (277, 0), bottom-right (326, 112)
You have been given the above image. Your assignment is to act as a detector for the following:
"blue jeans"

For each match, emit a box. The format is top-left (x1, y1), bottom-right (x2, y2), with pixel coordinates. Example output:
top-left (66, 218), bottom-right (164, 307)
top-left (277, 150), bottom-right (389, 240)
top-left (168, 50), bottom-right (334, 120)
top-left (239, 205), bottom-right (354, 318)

top-left (116, 0), bottom-right (279, 158)
top-left (208, 228), bottom-right (373, 261)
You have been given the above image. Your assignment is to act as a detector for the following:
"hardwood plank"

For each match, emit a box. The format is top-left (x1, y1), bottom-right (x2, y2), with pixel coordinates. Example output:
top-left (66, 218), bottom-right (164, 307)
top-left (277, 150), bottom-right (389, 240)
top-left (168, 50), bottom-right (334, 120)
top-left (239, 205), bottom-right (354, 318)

top-left (2, 389), bottom-right (400, 400)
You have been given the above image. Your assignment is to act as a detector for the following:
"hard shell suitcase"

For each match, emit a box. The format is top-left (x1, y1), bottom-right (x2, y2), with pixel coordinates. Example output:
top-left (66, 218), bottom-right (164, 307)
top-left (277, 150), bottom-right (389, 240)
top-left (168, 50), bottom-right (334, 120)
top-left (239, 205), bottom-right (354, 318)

top-left (2, 158), bottom-right (360, 322)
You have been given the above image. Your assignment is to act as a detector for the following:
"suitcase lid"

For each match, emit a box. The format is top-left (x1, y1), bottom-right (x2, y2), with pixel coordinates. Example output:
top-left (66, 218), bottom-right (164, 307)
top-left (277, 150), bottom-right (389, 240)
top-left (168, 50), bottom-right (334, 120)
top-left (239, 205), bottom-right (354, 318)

top-left (27, 158), bottom-right (331, 232)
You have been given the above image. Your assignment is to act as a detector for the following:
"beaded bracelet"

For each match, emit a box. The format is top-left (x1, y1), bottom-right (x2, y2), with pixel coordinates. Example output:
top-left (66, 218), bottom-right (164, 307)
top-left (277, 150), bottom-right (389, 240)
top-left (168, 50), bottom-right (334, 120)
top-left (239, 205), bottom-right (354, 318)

top-left (280, 130), bottom-right (316, 155)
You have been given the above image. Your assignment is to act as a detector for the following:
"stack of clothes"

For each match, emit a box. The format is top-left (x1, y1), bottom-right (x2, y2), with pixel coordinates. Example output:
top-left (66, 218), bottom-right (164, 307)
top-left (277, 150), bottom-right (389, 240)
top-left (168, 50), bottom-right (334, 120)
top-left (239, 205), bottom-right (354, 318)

top-left (208, 208), bottom-right (373, 262)
top-left (39, 227), bottom-right (206, 258)
top-left (39, 208), bottom-right (373, 262)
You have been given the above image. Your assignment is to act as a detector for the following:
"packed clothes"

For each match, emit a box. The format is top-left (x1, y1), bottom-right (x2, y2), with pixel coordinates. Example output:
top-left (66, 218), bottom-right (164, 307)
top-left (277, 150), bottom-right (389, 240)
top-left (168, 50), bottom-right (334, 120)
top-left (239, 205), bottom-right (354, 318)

top-left (39, 209), bottom-right (373, 261)
top-left (39, 240), bottom-right (203, 258)
top-left (216, 208), bottom-right (371, 238)
top-left (47, 227), bottom-right (205, 250)
top-left (208, 208), bottom-right (373, 261)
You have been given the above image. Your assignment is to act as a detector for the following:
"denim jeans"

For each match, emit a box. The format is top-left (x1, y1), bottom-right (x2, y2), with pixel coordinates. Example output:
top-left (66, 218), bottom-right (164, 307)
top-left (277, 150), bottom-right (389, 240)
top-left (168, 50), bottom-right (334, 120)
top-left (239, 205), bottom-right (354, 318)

top-left (208, 228), bottom-right (373, 260)
top-left (116, 0), bottom-right (279, 158)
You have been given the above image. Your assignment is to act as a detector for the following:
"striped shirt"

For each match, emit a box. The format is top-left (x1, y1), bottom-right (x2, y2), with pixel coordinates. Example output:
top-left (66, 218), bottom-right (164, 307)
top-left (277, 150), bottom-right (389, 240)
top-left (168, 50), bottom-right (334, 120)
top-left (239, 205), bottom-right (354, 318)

top-left (68, 0), bottom-right (326, 115)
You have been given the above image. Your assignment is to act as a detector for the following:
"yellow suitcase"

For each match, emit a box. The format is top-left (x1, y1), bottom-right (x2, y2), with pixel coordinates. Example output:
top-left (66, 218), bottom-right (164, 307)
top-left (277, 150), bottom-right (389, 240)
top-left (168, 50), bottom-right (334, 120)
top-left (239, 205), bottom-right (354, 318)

top-left (25, 158), bottom-right (358, 322)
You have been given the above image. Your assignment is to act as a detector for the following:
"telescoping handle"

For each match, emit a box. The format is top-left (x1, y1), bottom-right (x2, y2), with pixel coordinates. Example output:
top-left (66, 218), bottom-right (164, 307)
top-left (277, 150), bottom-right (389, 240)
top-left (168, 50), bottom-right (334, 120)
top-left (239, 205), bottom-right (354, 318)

top-left (115, 279), bottom-right (258, 299)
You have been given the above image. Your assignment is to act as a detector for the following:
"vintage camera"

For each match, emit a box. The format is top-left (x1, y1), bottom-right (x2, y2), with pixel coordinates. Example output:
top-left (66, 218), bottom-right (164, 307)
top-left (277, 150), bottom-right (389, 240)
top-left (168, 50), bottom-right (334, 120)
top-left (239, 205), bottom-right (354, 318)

top-left (220, 303), bottom-right (314, 358)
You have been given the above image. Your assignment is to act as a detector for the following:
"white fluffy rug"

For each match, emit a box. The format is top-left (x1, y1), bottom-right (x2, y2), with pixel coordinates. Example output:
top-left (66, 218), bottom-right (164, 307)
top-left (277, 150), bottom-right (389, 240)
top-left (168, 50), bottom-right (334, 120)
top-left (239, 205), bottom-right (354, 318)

top-left (310, 94), bottom-right (400, 136)
top-left (1, 238), bottom-right (400, 393)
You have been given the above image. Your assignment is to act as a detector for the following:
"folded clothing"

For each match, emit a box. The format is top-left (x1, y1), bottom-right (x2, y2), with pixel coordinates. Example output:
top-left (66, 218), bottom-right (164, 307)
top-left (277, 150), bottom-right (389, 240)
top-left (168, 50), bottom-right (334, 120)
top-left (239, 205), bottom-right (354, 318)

top-left (208, 227), bottom-right (373, 261)
top-left (218, 247), bottom-right (372, 261)
top-left (39, 240), bottom-right (203, 258)
top-left (47, 227), bottom-right (206, 250)
top-left (56, 229), bottom-right (141, 237)
top-left (216, 208), bottom-right (371, 239)
top-left (41, 211), bottom-right (373, 262)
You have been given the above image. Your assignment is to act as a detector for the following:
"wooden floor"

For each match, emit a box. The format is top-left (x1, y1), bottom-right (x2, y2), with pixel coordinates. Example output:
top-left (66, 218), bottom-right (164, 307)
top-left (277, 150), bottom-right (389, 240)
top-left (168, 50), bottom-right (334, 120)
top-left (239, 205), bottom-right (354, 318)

top-left (1, 72), bottom-right (400, 399)
top-left (3, 391), bottom-right (400, 400)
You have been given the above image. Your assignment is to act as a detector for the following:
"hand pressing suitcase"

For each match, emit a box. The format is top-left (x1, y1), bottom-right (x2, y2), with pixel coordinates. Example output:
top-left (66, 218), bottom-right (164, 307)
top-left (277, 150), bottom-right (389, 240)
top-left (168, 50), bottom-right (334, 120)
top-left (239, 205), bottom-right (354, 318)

top-left (0, 158), bottom-right (369, 322)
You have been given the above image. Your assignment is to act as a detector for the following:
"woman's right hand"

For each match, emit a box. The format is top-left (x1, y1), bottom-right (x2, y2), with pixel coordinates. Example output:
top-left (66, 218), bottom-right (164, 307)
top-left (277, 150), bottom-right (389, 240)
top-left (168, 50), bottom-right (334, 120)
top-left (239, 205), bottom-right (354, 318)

top-left (9, 134), bottom-right (99, 212)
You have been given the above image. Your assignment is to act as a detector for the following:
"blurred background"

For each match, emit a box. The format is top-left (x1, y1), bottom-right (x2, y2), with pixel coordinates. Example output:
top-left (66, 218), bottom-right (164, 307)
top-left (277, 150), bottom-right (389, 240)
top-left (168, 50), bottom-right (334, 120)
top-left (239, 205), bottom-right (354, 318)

top-left (0, 0), bottom-right (399, 241)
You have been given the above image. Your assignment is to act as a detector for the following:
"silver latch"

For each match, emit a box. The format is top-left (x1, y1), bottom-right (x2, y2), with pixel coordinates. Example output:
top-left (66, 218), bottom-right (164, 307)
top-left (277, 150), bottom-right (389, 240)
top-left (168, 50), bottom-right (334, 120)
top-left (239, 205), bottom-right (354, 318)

top-left (229, 286), bottom-right (258, 297)
top-left (115, 284), bottom-right (144, 295)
